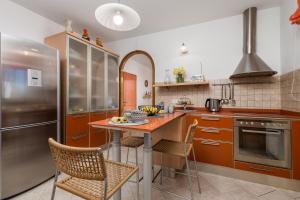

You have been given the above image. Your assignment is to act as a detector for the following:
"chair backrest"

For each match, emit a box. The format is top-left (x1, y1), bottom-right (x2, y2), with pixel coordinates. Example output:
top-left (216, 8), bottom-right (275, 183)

top-left (48, 138), bottom-right (106, 181)
top-left (184, 119), bottom-right (198, 144)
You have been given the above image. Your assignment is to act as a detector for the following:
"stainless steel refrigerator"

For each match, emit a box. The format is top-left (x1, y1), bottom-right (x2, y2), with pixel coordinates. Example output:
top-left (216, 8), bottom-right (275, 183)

top-left (0, 33), bottom-right (60, 199)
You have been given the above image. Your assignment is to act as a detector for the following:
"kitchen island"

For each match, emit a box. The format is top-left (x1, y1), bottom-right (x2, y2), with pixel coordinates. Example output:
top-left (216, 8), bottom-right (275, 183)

top-left (89, 112), bottom-right (185, 200)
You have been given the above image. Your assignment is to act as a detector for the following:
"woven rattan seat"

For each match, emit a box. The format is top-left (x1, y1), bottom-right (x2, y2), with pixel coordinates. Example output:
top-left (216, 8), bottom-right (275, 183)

top-left (48, 138), bottom-right (139, 200)
top-left (121, 136), bottom-right (144, 148)
top-left (152, 139), bottom-right (192, 157)
top-left (56, 160), bottom-right (137, 200)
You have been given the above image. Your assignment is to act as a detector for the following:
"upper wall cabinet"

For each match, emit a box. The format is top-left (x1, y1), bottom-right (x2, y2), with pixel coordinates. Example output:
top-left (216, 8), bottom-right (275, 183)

top-left (45, 32), bottom-right (119, 142)
top-left (107, 54), bottom-right (119, 109)
top-left (68, 37), bottom-right (89, 114)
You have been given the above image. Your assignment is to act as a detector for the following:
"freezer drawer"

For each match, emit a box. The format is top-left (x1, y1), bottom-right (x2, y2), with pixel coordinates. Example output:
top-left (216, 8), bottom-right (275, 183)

top-left (1, 122), bottom-right (57, 199)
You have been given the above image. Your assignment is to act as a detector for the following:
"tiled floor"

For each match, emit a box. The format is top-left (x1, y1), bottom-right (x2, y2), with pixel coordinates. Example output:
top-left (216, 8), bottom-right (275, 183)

top-left (10, 147), bottom-right (300, 200)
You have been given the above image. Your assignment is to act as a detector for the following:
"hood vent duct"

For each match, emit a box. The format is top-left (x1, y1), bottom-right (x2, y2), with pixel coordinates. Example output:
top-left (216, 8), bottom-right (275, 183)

top-left (230, 7), bottom-right (277, 79)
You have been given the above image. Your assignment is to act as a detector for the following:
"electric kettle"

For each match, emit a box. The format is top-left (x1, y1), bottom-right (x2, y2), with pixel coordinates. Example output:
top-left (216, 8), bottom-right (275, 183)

top-left (205, 98), bottom-right (222, 112)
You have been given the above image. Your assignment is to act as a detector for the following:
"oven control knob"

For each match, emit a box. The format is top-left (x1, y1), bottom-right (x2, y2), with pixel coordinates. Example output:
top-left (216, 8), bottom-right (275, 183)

top-left (261, 123), bottom-right (265, 126)
top-left (250, 122), bottom-right (254, 125)
top-left (240, 121), bottom-right (243, 125)
top-left (245, 122), bottom-right (248, 125)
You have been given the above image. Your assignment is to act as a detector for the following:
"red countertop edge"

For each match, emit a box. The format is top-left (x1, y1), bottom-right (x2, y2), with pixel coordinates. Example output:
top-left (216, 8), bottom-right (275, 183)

top-left (175, 107), bottom-right (300, 120)
top-left (89, 112), bottom-right (185, 133)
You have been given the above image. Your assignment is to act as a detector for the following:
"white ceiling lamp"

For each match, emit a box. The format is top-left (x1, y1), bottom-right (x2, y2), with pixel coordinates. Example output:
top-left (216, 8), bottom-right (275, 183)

top-left (95, 1), bottom-right (140, 31)
top-left (180, 43), bottom-right (188, 54)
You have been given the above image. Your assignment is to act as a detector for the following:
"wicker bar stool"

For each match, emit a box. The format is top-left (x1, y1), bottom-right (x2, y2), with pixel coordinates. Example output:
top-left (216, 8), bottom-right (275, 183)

top-left (48, 138), bottom-right (139, 200)
top-left (121, 134), bottom-right (144, 183)
top-left (152, 120), bottom-right (201, 200)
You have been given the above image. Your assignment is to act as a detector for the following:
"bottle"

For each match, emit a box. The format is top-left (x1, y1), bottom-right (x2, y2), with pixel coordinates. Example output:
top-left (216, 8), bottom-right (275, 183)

top-left (164, 69), bottom-right (171, 84)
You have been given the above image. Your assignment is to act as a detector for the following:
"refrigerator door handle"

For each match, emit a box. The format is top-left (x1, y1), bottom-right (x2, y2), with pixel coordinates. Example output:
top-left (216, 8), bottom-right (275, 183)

top-left (0, 120), bottom-right (57, 132)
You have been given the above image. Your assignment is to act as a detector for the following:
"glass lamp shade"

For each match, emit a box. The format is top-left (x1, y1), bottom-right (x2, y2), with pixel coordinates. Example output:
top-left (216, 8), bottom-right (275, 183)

top-left (95, 3), bottom-right (141, 31)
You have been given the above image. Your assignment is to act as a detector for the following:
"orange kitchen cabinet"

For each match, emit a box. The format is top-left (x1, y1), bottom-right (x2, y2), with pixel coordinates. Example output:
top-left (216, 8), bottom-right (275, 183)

top-left (107, 110), bottom-right (119, 118)
top-left (193, 137), bottom-right (234, 168)
top-left (235, 161), bottom-right (291, 178)
top-left (190, 114), bottom-right (233, 129)
top-left (89, 111), bottom-right (107, 147)
top-left (292, 121), bottom-right (300, 180)
top-left (66, 113), bottom-right (90, 147)
top-left (195, 127), bottom-right (233, 142)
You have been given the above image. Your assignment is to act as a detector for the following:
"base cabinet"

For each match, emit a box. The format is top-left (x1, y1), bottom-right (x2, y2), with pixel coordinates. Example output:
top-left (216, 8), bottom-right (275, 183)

top-left (89, 112), bottom-right (107, 147)
top-left (66, 111), bottom-right (119, 147)
top-left (187, 114), bottom-right (234, 168)
top-left (194, 138), bottom-right (234, 167)
top-left (66, 113), bottom-right (90, 147)
top-left (292, 121), bottom-right (300, 180)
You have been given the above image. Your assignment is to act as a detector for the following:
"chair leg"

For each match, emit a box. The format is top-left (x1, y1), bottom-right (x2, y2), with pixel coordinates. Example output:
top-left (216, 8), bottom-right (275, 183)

top-left (192, 147), bottom-right (201, 193)
top-left (126, 147), bottom-right (130, 164)
top-left (51, 170), bottom-right (59, 200)
top-left (160, 153), bottom-right (163, 185)
top-left (135, 147), bottom-right (140, 200)
top-left (185, 154), bottom-right (194, 200)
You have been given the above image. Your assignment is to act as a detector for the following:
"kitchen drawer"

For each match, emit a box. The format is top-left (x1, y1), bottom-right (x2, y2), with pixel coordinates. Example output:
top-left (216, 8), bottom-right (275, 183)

top-left (195, 126), bottom-right (233, 142)
top-left (193, 138), bottom-right (233, 167)
top-left (189, 114), bottom-right (233, 129)
top-left (66, 113), bottom-right (89, 147)
top-left (107, 110), bottom-right (119, 118)
top-left (235, 161), bottom-right (291, 178)
top-left (90, 111), bottom-right (107, 147)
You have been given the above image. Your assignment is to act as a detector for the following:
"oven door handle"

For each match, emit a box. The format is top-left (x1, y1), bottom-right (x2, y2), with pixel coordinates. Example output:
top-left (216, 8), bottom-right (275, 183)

top-left (241, 129), bottom-right (281, 136)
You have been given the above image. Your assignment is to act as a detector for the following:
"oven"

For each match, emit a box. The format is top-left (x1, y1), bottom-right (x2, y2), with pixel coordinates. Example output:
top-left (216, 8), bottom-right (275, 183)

top-left (234, 117), bottom-right (291, 168)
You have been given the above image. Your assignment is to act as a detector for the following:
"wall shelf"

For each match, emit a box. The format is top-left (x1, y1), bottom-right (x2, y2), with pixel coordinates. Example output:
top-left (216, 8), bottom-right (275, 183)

top-left (153, 81), bottom-right (209, 88)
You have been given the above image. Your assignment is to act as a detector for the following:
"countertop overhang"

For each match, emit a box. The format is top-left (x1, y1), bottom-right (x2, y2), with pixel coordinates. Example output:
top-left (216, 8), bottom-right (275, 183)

top-left (89, 112), bottom-right (185, 133)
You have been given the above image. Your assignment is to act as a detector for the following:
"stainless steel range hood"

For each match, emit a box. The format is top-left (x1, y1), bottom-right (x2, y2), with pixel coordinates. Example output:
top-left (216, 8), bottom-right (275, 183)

top-left (230, 7), bottom-right (277, 79)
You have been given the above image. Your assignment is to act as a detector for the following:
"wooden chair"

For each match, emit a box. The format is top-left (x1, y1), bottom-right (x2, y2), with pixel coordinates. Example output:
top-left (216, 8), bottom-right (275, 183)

top-left (152, 119), bottom-right (201, 200)
top-left (48, 138), bottom-right (139, 200)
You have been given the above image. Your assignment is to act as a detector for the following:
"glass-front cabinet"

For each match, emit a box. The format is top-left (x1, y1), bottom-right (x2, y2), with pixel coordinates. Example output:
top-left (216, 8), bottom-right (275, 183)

top-left (68, 37), bottom-right (88, 114)
top-left (90, 47), bottom-right (105, 112)
top-left (45, 32), bottom-right (119, 147)
top-left (107, 54), bottom-right (119, 110)
top-left (66, 37), bottom-right (119, 114)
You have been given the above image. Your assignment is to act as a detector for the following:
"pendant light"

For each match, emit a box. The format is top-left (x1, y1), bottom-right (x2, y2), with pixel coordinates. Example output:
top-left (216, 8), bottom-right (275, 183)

top-left (95, 1), bottom-right (141, 31)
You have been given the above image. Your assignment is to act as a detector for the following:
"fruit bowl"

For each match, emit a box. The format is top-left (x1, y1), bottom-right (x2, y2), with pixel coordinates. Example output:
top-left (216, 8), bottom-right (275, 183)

top-left (123, 110), bottom-right (147, 122)
top-left (141, 106), bottom-right (159, 116)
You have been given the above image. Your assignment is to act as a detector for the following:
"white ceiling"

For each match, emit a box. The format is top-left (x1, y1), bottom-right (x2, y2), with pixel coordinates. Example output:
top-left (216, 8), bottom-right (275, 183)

top-left (10, 0), bottom-right (282, 42)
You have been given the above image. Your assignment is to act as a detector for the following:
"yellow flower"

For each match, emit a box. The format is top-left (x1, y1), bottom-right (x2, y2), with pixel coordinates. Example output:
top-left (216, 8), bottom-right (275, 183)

top-left (173, 66), bottom-right (185, 75)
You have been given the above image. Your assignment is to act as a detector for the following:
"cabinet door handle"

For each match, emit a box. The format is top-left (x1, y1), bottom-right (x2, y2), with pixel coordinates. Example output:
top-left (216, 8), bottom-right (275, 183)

top-left (73, 114), bottom-right (87, 118)
top-left (72, 132), bottom-right (88, 140)
top-left (200, 140), bottom-right (220, 146)
top-left (201, 128), bottom-right (220, 133)
top-left (201, 116), bottom-right (220, 121)
top-left (249, 166), bottom-right (272, 172)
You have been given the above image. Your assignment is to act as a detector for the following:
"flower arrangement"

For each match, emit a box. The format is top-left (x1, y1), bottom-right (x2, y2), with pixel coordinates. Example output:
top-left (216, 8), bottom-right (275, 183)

top-left (173, 66), bottom-right (185, 83)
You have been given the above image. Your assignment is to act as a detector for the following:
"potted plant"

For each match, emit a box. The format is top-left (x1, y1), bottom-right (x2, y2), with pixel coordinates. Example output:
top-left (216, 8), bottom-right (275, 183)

top-left (173, 66), bottom-right (185, 83)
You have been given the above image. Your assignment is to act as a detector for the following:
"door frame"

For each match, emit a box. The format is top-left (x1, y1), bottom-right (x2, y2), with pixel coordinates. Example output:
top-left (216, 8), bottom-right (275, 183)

top-left (119, 50), bottom-right (155, 114)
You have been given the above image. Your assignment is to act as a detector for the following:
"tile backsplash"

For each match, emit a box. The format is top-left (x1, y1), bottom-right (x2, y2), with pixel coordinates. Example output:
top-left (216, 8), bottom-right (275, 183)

top-left (280, 69), bottom-right (300, 112)
top-left (155, 69), bottom-right (300, 112)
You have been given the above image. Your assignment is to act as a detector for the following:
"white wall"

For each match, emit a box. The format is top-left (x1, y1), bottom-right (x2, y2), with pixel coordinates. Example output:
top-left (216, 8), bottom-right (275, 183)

top-left (0, 0), bottom-right (64, 43)
top-left (106, 7), bottom-right (281, 81)
top-left (123, 55), bottom-right (153, 108)
top-left (280, 0), bottom-right (300, 74)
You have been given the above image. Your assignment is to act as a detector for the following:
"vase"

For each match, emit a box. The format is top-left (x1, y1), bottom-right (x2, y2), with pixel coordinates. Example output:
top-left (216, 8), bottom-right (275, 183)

top-left (176, 74), bottom-right (184, 83)
top-left (164, 69), bottom-right (171, 84)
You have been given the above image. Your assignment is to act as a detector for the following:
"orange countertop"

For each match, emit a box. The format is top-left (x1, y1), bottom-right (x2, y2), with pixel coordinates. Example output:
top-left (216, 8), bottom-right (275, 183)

top-left (89, 112), bottom-right (185, 133)
top-left (176, 107), bottom-right (300, 120)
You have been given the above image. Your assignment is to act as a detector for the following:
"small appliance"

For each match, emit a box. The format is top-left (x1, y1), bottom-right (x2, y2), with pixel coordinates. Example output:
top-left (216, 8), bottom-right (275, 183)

top-left (205, 98), bottom-right (222, 112)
